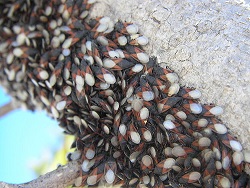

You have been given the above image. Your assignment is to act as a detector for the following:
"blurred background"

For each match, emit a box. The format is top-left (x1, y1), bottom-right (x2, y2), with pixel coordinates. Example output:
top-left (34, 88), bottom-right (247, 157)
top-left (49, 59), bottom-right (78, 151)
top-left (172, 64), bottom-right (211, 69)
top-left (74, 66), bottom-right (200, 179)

top-left (0, 86), bottom-right (74, 184)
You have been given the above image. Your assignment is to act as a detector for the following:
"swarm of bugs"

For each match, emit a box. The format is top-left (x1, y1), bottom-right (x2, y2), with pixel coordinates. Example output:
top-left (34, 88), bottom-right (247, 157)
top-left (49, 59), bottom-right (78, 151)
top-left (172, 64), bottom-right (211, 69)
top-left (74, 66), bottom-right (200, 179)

top-left (0, 0), bottom-right (250, 187)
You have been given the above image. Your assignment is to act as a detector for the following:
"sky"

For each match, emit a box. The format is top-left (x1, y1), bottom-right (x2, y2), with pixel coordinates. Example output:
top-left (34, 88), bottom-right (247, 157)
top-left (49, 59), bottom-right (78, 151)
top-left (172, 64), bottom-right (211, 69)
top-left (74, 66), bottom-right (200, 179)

top-left (0, 86), bottom-right (64, 184)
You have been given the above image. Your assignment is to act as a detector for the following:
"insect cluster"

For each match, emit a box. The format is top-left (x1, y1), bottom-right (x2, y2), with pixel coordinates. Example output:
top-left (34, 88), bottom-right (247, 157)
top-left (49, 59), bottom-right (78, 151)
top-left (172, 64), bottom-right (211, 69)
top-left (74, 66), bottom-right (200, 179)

top-left (0, 0), bottom-right (250, 187)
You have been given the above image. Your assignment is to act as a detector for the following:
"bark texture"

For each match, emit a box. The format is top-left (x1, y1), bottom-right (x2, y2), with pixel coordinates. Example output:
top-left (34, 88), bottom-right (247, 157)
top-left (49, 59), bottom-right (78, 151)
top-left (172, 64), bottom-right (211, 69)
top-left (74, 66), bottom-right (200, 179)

top-left (90, 0), bottom-right (250, 150)
top-left (0, 161), bottom-right (81, 188)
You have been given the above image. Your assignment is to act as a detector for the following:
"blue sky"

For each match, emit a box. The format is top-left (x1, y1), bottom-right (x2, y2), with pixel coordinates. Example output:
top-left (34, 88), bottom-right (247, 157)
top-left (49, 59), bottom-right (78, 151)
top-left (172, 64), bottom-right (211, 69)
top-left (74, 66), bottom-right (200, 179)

top-left (0, 87), bottom-right (64, 184)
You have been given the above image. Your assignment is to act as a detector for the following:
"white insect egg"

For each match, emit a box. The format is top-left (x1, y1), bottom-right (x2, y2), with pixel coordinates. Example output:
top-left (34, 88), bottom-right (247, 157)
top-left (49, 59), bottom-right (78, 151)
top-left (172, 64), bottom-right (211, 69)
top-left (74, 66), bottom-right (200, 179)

top-left (13, 48), bottom-right (23, 57)
top-left (49, 20), bottom-right (57, 30)
top-left (129, 151), bottom-right (140, 163)
top-left (168, 83), bottom-right (180, 96)
top-left (84, 55), bottom-right (94, 65)
top-left (51, 106), bottom-right (59, 118)
top-left (97, 23), bottom-right (108, 32)
top-left (218, 176), bottom-right (231, 188)
top-left (130, 131), bottom-right (141, 144)
top-left (214, 123), bottom-right (227, 134)
top-left (119, 124), bottom-right (127, 136)
top-left (13, 25), bottom-right (21, 34)
top-left (108, 50), bottom-right (119, 58)
top-left (190, 103), bottom-right (202, 114)
top-left (6, 53), bottom-right (14, 64)
top-left (56, 101), bottom-right (66, 111)
top-left (198, 137), bottom-right (211, 147)
top-left (57, 17), bottom-right (63, 26)
top-left (97, 36), bottom-right (108, 46)
top-left (100, 82), bottom-right (110, 90)
top-left (163, 120), bottom-right (176, 130)
top-left (51, 37), bottom-right (60, 48)
top-left (230, 140), bottom-right (242, 151)
top-left (111, 136), bottom-right (118, 146)
top-left (86, 149), bottom-right (95, 159)
top-left (81, 160), bottom-right (90, 172)
top-left (86, 41), bottom-right (92, 51)
top-left (80, 10), bottom-right (89, 19)
top-left (165, 114), bottom-right (175, 121)
top-left (58, 33), bottom-right (66, 43)
top-left (87, 175), bottom-right (97, 186)
top-left (115, 49), bottom-right (125, 58)
top-left (16, 33), bottom-right (26, 45)
top-left (143, 130), bottom-right (152, 142)
top-left (215, 161), bottom-right (222, 170)
top-left (44, 6), bottom-right (52, 16)
top-left (140, 107), bottom-right (149, 120)
top-left (105, 169), bottom-right (115, 184)
top-left (126, 87), bottom-right (134, 98)
top-left (136, 36), bottom-right (149, 45)
top-left (73, 116), bottom-right (81, 126)
top-left (137, 52), bottom-right (149, 64)
top-left (189, 172), bottom-right (201, 182)
top-left (142, 155), bottom-right (153, 167)
top-left (113, 101), bottom-right (119, 111)
top-left (62, 48), bottom-right (71, 56)
top-left (142, 91), bottom-right (154, 101)
top-left (85, 73), bottom-right (95, 87)
top-left (172, 146), bottom-right (186, 157)
top-left (164, 158), bottom-right (176, 168)
top-left (232, 151), bottom-right (244, 165)
top-left (142, 175), bottom-right (150, 184)
top-left (198, 118), bottom-right (208, 127)
top-left (132, 64), bottom-right (143, 73)
top-left (62, 38), bottom-right (72, 49)
top-left (64, 86), bottom-right (72, 96)
top-left (99, 16), bottom-right (111, 24)
top-left (103, 73), bottom-right (116, 84)
top-left (70, 150), bottom-right (81, 161)
top-left (209, 106), bottom-right (224, 116)
top-left (131, 98), bottom-right (143, 112)
top-left (39, 70), bottom-right (49, 80)
top-left (76, 75), bottom-right (84, 86)
top-left (91, 111), bottom-right (100, 119)
top-left (94, 55), bottom-right (103, 66)
top-left (166, 73), bottom-right (179, 84)
top-left (118, 36), bottom-right (127, 46)
top-left (176, 111), bottom-right (187, 120)
top-left (126, 24), bottom-right (139, 34)
top-left (189, 89), bottom-right (202, 99)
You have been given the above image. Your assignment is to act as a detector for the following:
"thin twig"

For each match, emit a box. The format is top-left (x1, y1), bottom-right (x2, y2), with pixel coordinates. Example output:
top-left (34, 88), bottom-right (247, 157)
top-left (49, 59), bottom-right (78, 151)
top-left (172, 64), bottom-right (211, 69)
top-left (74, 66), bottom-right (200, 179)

top-left (0, 102), bottom-right (16, 118)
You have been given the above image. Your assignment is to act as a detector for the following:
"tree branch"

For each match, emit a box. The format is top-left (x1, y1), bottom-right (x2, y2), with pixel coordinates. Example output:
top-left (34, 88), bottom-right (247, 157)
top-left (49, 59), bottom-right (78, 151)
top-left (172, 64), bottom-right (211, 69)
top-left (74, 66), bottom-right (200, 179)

top-left (0, 160), bottom-right (81, 188)
top-left (0, 102), bottom-right (16, 118)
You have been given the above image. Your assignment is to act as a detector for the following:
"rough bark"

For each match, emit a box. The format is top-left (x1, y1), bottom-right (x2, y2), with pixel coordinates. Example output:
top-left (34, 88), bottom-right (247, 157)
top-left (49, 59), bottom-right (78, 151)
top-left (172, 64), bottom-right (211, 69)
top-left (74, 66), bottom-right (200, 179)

top-left (90, 0), bottom-right (250, 150)
top-left (0, 161), bottom-right (81, 188)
